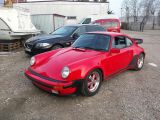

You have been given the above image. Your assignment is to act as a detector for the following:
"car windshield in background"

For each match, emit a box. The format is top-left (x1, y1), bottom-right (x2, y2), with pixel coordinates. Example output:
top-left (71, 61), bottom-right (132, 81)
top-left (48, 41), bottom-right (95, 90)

top-left (103, 21), bottom-right (119, 28)
top-left (51, 26), bottom-right (77, 36)
top-left (72, 34), bottom-right (110, 51)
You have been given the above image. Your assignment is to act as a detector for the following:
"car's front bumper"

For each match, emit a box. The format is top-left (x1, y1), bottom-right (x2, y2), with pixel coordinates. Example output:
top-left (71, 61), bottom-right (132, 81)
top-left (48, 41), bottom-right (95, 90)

top-left (25, 68), bottom-right (82, 95)
top-left (24, 42), bottom-right (53, 55)
top-left (24, 47), bottom-right (51, 55)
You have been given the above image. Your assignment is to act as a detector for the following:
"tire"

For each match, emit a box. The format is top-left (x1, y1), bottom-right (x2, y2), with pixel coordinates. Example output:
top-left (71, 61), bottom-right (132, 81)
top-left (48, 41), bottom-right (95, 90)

top-left (51, 45), bottom-right (63, 50)
top-left (81, 69), bottom-right (102, 96)
top-left (134, 53), bottom-right (144, 71)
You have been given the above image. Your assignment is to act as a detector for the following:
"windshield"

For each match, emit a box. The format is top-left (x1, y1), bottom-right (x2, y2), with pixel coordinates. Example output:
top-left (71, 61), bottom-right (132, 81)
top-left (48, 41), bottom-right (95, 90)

top-left (79, 18), bottom-right (91, 24)
top-left (51, 26), bottom-right (77, 36)
top-left (72, 34), bottom-right (111, 51)
top-left (102, 21), bottom-right (119, 28)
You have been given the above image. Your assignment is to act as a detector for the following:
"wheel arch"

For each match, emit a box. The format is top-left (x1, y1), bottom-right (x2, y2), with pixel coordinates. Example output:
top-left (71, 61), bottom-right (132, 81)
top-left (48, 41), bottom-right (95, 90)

top-left (129, 51), bottom-right (145, 69)
top-left (82, 67), bottom-right (104, 81)
top-left (141, 52), bottom-right (145, 58)
top-left (52, 43), bottom-right (64, 48)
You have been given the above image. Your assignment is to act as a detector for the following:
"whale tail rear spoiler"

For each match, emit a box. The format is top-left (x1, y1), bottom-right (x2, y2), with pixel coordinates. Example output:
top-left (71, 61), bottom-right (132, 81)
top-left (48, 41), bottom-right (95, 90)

top-left (133, 38), bottom-right (143, 44)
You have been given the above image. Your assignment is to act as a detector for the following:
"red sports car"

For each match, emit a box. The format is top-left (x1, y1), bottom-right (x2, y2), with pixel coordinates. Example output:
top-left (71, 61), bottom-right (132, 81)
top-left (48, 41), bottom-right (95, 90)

top-left (25, 32), bottom-right (145, 96)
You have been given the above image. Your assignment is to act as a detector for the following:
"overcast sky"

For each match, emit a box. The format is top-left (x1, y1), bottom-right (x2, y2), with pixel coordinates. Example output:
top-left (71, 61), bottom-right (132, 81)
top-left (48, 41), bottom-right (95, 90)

top-left (109, 0), bottom-right (123, 17)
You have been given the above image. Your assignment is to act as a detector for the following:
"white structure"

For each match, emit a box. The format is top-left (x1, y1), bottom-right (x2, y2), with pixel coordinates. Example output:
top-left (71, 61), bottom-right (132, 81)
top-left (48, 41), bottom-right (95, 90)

top-left (13, 1), bottom-right (109, 23)
top-left (0, 7), bottom-right (40, 40)
top-left (31, 14), bottom-right (65, 34)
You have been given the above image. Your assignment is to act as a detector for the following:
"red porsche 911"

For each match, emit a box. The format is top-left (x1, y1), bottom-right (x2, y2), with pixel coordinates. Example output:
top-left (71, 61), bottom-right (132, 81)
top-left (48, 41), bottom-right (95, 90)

top-left (25, 32), bottom-right (145, 96)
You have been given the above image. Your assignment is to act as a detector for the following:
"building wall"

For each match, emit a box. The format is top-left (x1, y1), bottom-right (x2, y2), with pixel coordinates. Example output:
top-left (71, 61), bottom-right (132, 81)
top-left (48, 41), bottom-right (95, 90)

top-left (13, 1), bottom-right (109, 23)
top-left (31, 14), bottom-right (65, 34)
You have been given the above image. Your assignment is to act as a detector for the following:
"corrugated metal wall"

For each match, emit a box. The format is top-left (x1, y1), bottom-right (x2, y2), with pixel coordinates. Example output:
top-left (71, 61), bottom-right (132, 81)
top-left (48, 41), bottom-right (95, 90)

top-left (54, 16), bottom-right (65, 30)
top-left (31, 14), bottom-right (65, 34)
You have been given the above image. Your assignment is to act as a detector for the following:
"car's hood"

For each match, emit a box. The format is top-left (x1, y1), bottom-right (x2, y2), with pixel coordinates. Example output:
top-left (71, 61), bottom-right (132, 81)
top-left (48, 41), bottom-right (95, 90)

top-left (26, 34), bottom-right (65, 43)
top-left (31, 47), bottom-right (102, 80)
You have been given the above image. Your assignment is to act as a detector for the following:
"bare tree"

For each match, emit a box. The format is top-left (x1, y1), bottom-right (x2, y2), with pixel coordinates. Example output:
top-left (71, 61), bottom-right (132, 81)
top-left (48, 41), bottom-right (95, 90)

top-left (129, 0), bottom-right (140, 22)
top-left (158, 10), bottom-right (160, 26)
top-left (150, 0), bottom-right (160, 29)
top-left (121, 0), bottom-right (160, 31)
top-left (122, 0), bottom-right (140, 22)
top-left (139, 0), bottom-right (156, 31)
top-left (121, 0), bottom-right (130, 29)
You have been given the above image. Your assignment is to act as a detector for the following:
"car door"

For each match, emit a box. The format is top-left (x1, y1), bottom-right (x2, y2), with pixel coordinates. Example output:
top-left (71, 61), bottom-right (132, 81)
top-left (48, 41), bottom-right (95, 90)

top-left (104, 35), bottom-right (133, 76)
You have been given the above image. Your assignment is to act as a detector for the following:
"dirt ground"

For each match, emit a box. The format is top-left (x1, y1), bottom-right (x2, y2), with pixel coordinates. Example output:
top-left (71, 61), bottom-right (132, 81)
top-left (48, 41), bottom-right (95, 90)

top-left (0, 30), bottom-right (160, 120)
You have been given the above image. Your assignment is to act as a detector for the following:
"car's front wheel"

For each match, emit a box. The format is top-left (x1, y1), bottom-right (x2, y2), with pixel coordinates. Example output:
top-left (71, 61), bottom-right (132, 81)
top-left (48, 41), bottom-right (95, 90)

top-left (81, 69), bottom-right (102, 96)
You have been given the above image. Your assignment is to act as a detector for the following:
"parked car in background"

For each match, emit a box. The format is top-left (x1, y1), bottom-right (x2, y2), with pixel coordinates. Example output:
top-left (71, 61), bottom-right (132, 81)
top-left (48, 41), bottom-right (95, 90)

top-left (24, 24), bottom-right (105, 55)
top-left (25, 32), bottom-right (145, 96)
top-left (80, 14), bottom-right (121, 33)
top-left (93, 19), bottom-right (121, 33)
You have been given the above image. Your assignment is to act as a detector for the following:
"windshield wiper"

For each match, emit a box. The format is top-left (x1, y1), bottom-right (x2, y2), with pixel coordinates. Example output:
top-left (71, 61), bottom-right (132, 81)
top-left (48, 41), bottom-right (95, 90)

top-left (94, 48), bottom-right (106, 51)
top-left (73, 46), bottom-right (105, 51)
top-left (72, 47), bottom-right (86, 51)
top-left (81, 47), bottom-right (95, 50)
top-left (73, 46), bottom-right (94, 49)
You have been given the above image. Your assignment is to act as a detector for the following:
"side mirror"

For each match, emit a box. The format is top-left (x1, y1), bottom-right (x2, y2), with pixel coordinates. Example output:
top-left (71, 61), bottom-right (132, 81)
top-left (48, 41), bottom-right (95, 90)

top-left (72, 33), bottom-right (79, 39)
top-left (133, 38), bottom-right (143, 44)
top-left (110, 48), bottom-right (120, 54)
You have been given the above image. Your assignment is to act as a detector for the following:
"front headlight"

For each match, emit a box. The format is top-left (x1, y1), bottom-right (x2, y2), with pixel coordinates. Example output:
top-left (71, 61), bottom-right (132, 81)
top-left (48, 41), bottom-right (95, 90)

top-left (30, 57), bottom-right (35, 66)
top-left (36, 43), bottom-right (52, 48)
top-left (61, 66), bottom-right (70, 78)
top-left (26, 37), bottom-right (35, 43)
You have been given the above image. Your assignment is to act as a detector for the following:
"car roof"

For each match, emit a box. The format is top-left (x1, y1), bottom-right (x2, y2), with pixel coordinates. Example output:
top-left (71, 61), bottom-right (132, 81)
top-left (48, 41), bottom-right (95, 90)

top-left (87, 31), bottom-right (128, 37)
top-left (64, 24), bottom-right (101, 27)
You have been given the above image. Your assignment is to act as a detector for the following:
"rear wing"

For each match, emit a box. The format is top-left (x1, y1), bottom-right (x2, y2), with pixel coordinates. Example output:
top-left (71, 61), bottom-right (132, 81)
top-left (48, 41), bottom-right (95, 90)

top-left (133, 38), bottom-right (143, 44)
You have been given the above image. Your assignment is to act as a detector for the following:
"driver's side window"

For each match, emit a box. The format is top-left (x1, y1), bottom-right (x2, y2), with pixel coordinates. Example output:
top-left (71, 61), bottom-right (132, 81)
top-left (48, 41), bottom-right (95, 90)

top-left (112, 36), bottom-right (126, 49)
top-left (74, 26), bottom-right (86, 36)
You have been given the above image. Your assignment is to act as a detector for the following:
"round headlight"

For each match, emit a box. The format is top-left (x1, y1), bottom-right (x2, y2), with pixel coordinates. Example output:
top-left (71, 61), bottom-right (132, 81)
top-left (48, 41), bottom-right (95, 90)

top-left (30, 57), bottom-right (35, 66)
top-left (61, 66), bottom-right (70, 78)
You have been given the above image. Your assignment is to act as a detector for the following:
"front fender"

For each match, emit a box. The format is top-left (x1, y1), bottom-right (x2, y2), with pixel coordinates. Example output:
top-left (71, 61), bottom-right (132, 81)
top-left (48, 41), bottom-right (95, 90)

top-left (33, 49), bottom-right (61, 67)
top-left (67, 57), bottom-right (104, 81)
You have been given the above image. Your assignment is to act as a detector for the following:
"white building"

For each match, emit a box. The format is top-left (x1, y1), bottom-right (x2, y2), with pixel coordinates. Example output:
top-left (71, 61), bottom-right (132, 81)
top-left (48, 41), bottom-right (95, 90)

top-left (13, 1), bottom-right (109, 33)
top-left (13, 1), bottom-right (109, 23)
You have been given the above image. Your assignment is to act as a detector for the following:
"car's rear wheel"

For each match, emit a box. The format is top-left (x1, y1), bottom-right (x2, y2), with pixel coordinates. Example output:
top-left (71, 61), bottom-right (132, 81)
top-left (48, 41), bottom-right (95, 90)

top-left (81, 69), bottom-right (102, 96)
top-left (51, 45), bottom-right (63, 50)
top-left (135, 53), bottom-right (144, 70)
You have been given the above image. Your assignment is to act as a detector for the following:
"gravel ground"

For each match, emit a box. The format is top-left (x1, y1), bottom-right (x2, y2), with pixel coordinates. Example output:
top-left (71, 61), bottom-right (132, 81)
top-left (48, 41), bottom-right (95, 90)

top-left (0, 30), bottom-right (160, 120)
